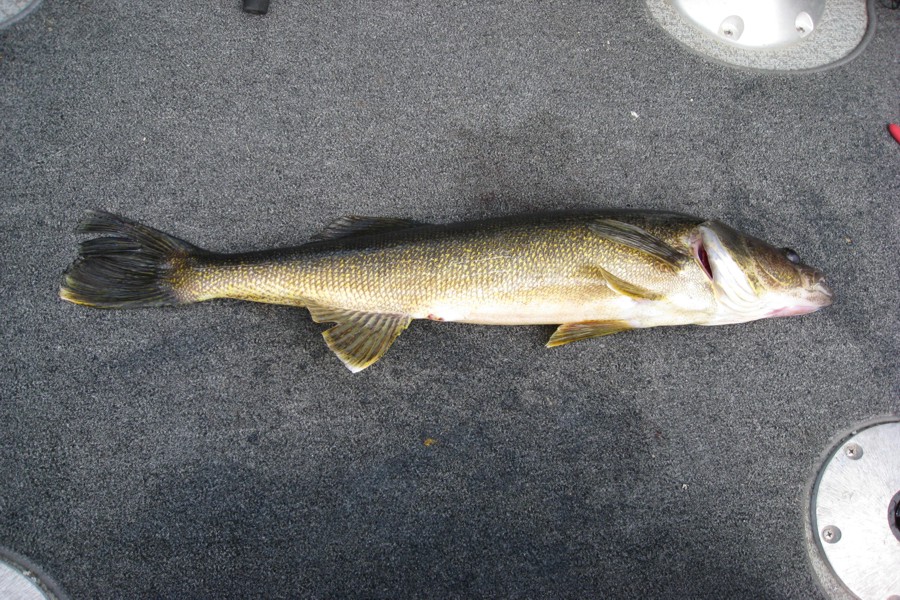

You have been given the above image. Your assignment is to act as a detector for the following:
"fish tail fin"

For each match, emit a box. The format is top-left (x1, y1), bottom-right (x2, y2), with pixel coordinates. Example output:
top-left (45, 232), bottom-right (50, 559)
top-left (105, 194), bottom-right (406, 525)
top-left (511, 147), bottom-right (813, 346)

top-left (59, 210), bottom-right (207, 308)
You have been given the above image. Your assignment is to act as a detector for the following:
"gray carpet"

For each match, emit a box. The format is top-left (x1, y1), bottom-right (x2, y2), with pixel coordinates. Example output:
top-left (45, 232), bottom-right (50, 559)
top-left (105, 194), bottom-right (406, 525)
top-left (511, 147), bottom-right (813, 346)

top-left (1, 1), bottom-right (898, 598)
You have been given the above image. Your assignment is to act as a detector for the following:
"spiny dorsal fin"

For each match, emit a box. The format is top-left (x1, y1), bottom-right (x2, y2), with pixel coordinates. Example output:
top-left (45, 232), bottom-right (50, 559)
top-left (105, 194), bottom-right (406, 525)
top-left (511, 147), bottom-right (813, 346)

top-left (311, 216), bottom-right (427, 242)
top-left (587, 265), bottom-right (663, 301)
top-left (587, 219), bottom-right (686, 270)
top-left (546, 320), bottom-right (631, 348)
top-left (306, 303), bottom-right (412, 372)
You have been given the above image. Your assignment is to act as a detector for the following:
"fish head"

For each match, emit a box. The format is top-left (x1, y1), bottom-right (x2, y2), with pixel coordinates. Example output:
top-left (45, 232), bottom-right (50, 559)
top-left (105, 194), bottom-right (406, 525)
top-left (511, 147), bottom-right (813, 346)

top-left (691, 220), bottom-right (832, 325)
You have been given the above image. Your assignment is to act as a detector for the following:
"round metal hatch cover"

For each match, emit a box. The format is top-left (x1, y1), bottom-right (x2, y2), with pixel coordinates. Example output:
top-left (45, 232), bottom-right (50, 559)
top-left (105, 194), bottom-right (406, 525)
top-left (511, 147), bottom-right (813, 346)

top-left (672, 0), bottom-right (826, 50)
top-left (809, 419), bottom-right (900, 600)
top-left (0, 0), bottom-right (42, 30)
top-left (646, 0), bottom-right (874, 72)
top-left (0, 546), bottom-right (68, 600)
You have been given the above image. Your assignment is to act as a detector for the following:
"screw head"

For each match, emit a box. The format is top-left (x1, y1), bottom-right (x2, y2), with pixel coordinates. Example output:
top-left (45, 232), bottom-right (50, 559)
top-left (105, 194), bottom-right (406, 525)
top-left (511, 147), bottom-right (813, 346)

top-left (717, 15), bottom-right (744, 41)
top-left (844, 443), bottom-right (863, 459)
top-left (795, 11), bottom-right (815, 38)
top-left (822, 525), bottom-right (841, 543)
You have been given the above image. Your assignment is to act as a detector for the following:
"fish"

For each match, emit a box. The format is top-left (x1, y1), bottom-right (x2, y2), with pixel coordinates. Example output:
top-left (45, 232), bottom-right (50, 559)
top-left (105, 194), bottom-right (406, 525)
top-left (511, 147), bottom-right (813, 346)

top-left (59, 210), bottom-right (832, 372)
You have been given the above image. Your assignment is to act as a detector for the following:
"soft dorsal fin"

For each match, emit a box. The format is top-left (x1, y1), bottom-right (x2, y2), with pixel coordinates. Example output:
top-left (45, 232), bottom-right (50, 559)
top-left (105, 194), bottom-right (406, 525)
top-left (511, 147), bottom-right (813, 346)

top-left (546, 320), bottom-right (631, 348)
top-left (311, 216), bottom-right (427, 242)
top-left (306, 303), bottom-right (412, 372)
top-left (587, 219), bottom-right (686, 269)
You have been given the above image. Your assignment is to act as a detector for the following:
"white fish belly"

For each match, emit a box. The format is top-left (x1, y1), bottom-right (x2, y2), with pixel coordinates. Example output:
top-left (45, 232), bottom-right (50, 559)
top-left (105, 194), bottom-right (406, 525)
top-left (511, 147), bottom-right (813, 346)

top-left (417, 293), bottom-right (711, 328)
top-left (416, 296), bottom-right (637, 326)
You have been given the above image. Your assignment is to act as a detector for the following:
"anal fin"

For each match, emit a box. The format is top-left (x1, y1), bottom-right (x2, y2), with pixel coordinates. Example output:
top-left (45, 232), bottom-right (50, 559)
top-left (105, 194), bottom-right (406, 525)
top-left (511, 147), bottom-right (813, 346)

top-left (307, 303), bottom-right (412, 372)
top-left (546, 320), bottom-right (631, 348)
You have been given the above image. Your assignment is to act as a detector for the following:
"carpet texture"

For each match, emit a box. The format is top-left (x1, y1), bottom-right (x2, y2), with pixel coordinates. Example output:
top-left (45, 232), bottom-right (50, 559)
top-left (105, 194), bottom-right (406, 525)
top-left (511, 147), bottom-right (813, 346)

top-left (1, 1), bottom-right (898, 598)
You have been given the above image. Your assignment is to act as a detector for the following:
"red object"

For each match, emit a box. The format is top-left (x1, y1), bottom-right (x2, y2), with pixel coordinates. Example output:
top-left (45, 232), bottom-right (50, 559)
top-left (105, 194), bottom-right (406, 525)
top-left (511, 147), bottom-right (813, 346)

top-left (889, 123), bottom-right (900, 145)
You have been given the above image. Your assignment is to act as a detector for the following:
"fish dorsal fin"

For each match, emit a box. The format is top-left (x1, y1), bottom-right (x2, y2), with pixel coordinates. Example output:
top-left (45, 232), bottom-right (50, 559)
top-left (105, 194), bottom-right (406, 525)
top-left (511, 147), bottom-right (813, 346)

top-left (546, 320), bottom-right (631, 348)
top-left (311, 216), bottom-right (427, 241)
top-left (586, 265), bottom-right (663, 301)
top-left (306, 303), bottom-right (412, 372)
top-left (587, 219), bottom-right (686, 269)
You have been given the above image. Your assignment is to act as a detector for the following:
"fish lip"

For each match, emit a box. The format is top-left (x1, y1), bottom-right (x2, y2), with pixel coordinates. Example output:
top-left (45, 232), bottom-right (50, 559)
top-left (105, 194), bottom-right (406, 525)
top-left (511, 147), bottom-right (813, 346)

top-left (768, 305), bottom-right (823, 318)
top-left (767, 284), bottom-right (833, 318)
top-left (811, 280), bottom-right (833, 306)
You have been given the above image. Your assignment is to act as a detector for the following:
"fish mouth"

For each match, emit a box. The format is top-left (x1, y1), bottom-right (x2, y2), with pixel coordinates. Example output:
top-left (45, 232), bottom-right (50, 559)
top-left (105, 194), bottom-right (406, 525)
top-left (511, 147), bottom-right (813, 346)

top-left (767, 303), bottom-right (825, 318)
top-left (812, 280), bottom-right (833, 305)
top-left (766, 280), bottom-right (833, 318)
top-left (802, 272), bottom-right (833, 308)
top-left (805, 279), bottom-right (834, 310)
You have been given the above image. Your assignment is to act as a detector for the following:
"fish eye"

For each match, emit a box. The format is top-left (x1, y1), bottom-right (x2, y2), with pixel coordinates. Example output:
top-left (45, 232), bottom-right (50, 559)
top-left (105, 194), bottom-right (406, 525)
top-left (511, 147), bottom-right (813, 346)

top-left (782, 248), bottom-right (801, 264)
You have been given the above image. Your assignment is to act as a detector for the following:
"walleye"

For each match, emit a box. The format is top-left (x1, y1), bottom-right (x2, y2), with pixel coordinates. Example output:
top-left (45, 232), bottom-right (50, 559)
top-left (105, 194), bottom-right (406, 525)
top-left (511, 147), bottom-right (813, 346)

top-left (59, 210), bottom-right (832, 372)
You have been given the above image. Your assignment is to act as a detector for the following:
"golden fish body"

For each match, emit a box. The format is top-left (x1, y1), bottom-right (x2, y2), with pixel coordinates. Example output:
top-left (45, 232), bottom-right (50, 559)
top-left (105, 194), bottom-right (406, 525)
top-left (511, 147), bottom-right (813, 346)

top-left (190, 212), bottom-right (713, 327)
top-left (60, 210), bottom-right (832, 372)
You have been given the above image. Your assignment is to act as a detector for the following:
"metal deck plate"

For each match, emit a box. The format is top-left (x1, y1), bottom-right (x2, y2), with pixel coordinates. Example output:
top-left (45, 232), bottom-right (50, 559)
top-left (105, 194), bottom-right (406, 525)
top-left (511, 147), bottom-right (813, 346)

top-left (0, 0), bottom-right (41, 30)
top-left (808, 420), bottom-right (900, 600)
top-left (646, 0), bottom-right (874, 72)
top-left (671, 0), bottom-right (826, 50)
top-left (0, 547), bottom-right (68, 600)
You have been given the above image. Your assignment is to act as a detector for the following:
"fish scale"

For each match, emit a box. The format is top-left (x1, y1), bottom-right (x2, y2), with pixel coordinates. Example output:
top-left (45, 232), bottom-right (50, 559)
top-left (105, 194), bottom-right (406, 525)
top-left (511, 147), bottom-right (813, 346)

top-left (190, 217), bottom-right (689, 318)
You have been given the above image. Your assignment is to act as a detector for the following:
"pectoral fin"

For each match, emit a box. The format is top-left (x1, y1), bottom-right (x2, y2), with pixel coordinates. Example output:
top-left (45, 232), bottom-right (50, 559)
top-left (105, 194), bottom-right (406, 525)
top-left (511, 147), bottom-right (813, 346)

top-left (311, 216), bottom-right (427, 242)
top-left (546, 320), bottom-right (631, 348)
top-left (307, 303), bottom-right (412, 372)
top-left (587, 219), bottom-right (686, 269)
top-left (588, 265), bottom-right (663, 301)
